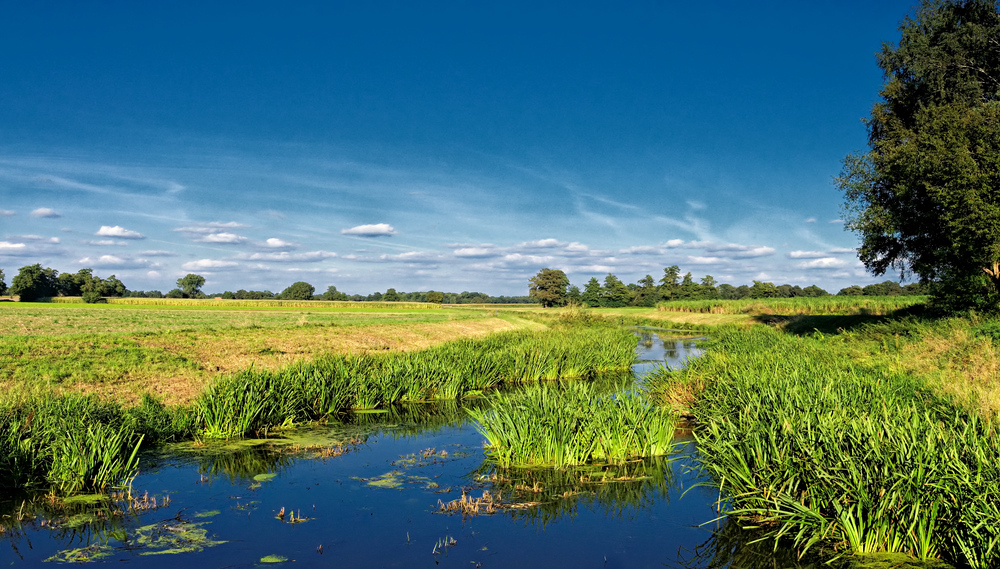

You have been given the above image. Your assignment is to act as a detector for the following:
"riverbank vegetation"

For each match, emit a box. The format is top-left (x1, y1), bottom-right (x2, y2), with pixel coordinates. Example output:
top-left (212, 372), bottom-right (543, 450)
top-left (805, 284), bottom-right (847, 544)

top-left (649, 313), bottom-right (1000, 568)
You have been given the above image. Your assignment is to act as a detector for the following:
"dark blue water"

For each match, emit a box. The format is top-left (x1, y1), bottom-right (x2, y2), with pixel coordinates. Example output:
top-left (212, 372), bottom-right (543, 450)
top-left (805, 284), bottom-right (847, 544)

top-left (1, 331), bottom-right (731, 568)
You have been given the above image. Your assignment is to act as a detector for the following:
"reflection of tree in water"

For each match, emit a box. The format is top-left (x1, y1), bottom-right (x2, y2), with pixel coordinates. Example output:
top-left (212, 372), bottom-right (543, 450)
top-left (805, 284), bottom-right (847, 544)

top-left (469, 456), bottom-right (677, 528)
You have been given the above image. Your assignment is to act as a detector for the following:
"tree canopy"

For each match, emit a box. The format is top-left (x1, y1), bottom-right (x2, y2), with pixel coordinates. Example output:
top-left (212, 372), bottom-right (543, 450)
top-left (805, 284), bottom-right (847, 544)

top-left (838, 0), bottom-right (1000, 310)
top-left (10, 264), bottom-right (59, 301)
top-left (176, 274), bottom-right (206, 298)
top-left (281, 281), bottom-right (316, 300)
top-left (528, 268), bottom-right (570, 307)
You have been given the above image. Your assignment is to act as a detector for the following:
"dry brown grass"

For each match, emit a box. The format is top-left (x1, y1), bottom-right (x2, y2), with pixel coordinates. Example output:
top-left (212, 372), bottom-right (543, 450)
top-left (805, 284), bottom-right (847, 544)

top-left (896, 325), bottom-right (1000, 421)
top-left (1, 316), bottom-right (527, 406)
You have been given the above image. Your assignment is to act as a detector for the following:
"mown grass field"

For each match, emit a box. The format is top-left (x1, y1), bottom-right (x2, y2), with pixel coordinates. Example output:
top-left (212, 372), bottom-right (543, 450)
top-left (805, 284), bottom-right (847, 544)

top-left (0, 302), bottom-right (537, 405)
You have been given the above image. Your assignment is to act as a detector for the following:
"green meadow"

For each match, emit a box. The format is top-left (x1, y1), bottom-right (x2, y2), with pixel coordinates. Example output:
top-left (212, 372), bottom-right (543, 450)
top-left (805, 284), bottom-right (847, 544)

top-left (4, 297), bottom-right (1000, 568)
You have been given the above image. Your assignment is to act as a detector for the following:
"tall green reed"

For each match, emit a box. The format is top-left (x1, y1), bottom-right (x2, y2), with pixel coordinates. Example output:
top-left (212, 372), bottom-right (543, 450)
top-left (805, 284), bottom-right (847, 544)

top-left (469, 382), bottom-right (677, 468)
top-left (651, 325), bottom-right (1000, 568)
top-left (195, 326), bottom-right (638, 439)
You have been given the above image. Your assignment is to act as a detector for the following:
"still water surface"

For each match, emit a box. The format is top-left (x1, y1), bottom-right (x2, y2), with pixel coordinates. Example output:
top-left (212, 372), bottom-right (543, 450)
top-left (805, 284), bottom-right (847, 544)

top-left (3, 332), bottom-right (733, 568)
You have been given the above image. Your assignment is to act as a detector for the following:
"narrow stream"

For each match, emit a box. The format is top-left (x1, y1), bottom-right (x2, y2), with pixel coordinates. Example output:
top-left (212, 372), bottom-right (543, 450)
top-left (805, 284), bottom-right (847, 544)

top-left (1, 331), bottom-right (743, 568)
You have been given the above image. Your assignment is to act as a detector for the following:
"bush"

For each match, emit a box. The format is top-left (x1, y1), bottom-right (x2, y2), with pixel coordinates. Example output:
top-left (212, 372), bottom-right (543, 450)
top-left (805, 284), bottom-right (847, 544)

top-left (82, 291), bottom-right (105, 304)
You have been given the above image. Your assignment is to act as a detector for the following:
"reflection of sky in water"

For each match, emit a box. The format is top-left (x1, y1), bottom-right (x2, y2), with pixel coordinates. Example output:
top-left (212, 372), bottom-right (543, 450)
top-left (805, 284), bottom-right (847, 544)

top-left (632, 329), bottom-right (705, 378)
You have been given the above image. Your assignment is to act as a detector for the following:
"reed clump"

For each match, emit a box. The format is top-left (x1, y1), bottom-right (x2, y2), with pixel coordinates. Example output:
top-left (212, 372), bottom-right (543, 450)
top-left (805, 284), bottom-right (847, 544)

top-left (469, 382), bottom-right (677, 467)
top-left (0, 393), bottom-right (195, 494)
top-left (195, 326), bottom-right (638, 438)
top-left (651, 325), bottom-right (1000, 568)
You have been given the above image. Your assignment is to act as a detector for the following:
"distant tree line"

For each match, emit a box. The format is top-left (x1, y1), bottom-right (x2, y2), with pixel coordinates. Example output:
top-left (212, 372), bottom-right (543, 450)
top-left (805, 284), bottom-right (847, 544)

top-left (0, 263), bottom-right (926, 306)
top-left (528, 266), bottom-right (928, 308)
top-left (0, 265), bottom-right (535, 304)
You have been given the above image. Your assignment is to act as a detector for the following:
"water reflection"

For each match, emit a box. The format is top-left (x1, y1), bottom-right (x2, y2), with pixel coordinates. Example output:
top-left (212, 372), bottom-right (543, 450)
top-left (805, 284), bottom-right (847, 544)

top-left (631, 328), bottom-right (705, 377)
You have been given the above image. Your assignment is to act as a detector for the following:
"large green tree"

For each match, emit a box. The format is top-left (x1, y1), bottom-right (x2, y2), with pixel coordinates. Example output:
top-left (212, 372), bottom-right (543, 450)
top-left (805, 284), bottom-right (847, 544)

top-left (528, 268), bottom-right (569, 307)
top-left (838, 0), bottom-right (1000, 310)
top-left (176, 274), bottom-right (206, 298)
top-left (0, 268), bottom-right (7, 296)
top-left (10, 264), bottom-right (59, 301)
top-left (281, 281), bottom-right (316, 300)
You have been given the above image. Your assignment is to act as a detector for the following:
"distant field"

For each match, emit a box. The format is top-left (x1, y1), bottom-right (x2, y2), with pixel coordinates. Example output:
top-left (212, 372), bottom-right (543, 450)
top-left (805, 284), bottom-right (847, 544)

top-left (655, 295), bottom-right (927, 315)
top-left (0, 302), bottom-right (528, 405)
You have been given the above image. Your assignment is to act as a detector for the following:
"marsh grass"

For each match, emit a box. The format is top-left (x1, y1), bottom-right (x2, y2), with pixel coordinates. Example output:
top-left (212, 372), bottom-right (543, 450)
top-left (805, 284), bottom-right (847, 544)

top-left (0, 393), bottom-right (195, 494)
top-left (651, 324), bottom-right (1000, 568)
top-left (194, 326), bottom-right (639, 438)
top-left (469, 382), bottom-right (677, 468)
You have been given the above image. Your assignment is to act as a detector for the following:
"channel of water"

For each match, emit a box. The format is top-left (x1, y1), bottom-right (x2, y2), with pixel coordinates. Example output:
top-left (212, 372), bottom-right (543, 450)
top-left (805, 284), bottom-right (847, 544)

top-left (2, 331), bottom-right (762, 568)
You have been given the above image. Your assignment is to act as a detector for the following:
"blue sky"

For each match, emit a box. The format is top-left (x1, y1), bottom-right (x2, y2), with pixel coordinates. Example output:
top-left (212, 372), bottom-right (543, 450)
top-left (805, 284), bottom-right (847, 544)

top-left (0, 1), bottom-right (919, 296)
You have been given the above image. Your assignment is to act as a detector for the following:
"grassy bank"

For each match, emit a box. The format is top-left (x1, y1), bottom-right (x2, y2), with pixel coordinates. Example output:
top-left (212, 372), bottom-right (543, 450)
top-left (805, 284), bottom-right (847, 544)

top-left (651, 319), bottom-right (1000, 568)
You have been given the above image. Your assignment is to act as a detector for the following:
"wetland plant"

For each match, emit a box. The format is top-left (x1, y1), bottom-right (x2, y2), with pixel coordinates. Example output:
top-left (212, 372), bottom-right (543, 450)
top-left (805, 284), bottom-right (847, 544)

top-left (655, 325), bottom-right (1000, 568)
top-left (195, 326), bottom-right (638, 438)
top-left (469, 382), bottom-right (677, 468)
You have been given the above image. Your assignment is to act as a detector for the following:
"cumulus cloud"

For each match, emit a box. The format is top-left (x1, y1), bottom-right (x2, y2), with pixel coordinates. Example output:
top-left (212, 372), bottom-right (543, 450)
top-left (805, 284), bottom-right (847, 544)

top-left (797, 257), bottom-right (849, 269)
top-left (96, 225), bottom-right (145, 239)
top-left (378, 251), bottom-right (438, 263)
top-left (687, 256), bottom-right (724, 264)
top-left (197, 232), bottom-right (247, 244)
top-left (31, 208), bottom-right (61, 218)
top-left (0, 210), bottom-right (14, 217)
top-left (664, 239), bottom-right (686, 248)
top-left (788, 250), bottom-right (828, 259)
top-left (181, 259), bottom-right (240, 270)
top-left (453, 246), bottom-right (499, 258)
top-left (86, 239), bottom-right (127, 246)
top-left (261, 238), bottom-right (296, 249)
top-left (76, 255), bottom-right (153, 269)
top-left (565, 242), bottom-right (589, 253)
top-left (520, 238), bottom-right (561, 249)
top-left (240, 251), bottom-right (337, 263)
top-left (341, 223), bottom-right (397, 237)
top-left (0, 241), bottom-right (28, 254)
top-left (828, 247), bottom-right (857, 254)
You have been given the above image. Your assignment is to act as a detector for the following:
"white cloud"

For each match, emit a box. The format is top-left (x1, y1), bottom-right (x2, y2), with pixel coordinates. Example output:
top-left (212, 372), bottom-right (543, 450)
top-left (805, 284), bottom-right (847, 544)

top-left (262, 238), bottom-right (296, 249)
top-left (664, 239), bottom-right (686, 248)
top-left (565, 242), bottom-right (589, 253)
top-left (140, 250), bottom-right (176, 257)
top-left (241, 251), bottom-right (337, 263)
top-left (175, 222), bottom-right (249, 235)
top-left (620, 245), bottom-right (659, 255)
top-left (687, 256), bottom-right (724, 264)
top-left (341, 223), bottom-right (397, 237)
top-left (181, 259), bottom-right (240, 270)
top-left (0, 241), bottom-right (28, 253)
top-left (798, 257), bottom-right (849, 269)
top-left (829, 219), bottom-right (844, 224)
top-left (0, 210), bottom-right (14, 217)
top-left (86, 239), bottom-right (127, 246)
top-left (30, 208), bottom-right (61, 218)
top-left (828, 247), bottom-right (857, 254)
top-left (96, 225), bottom-right (145, 239)
top-left (520, 238), bottom-right (561, 249)
top-left (77, 255), bottom-right (152, 269)
top-left (788, 250), bottom-right (827, 259)
top-left (454, 247), bottom-right (498, 258)
top-left (196, 232), bottom-right (247, 244)
top-left (378, 251), bottom-right (438, 263)
top-left (805, 217), bottom-right (817, 223)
